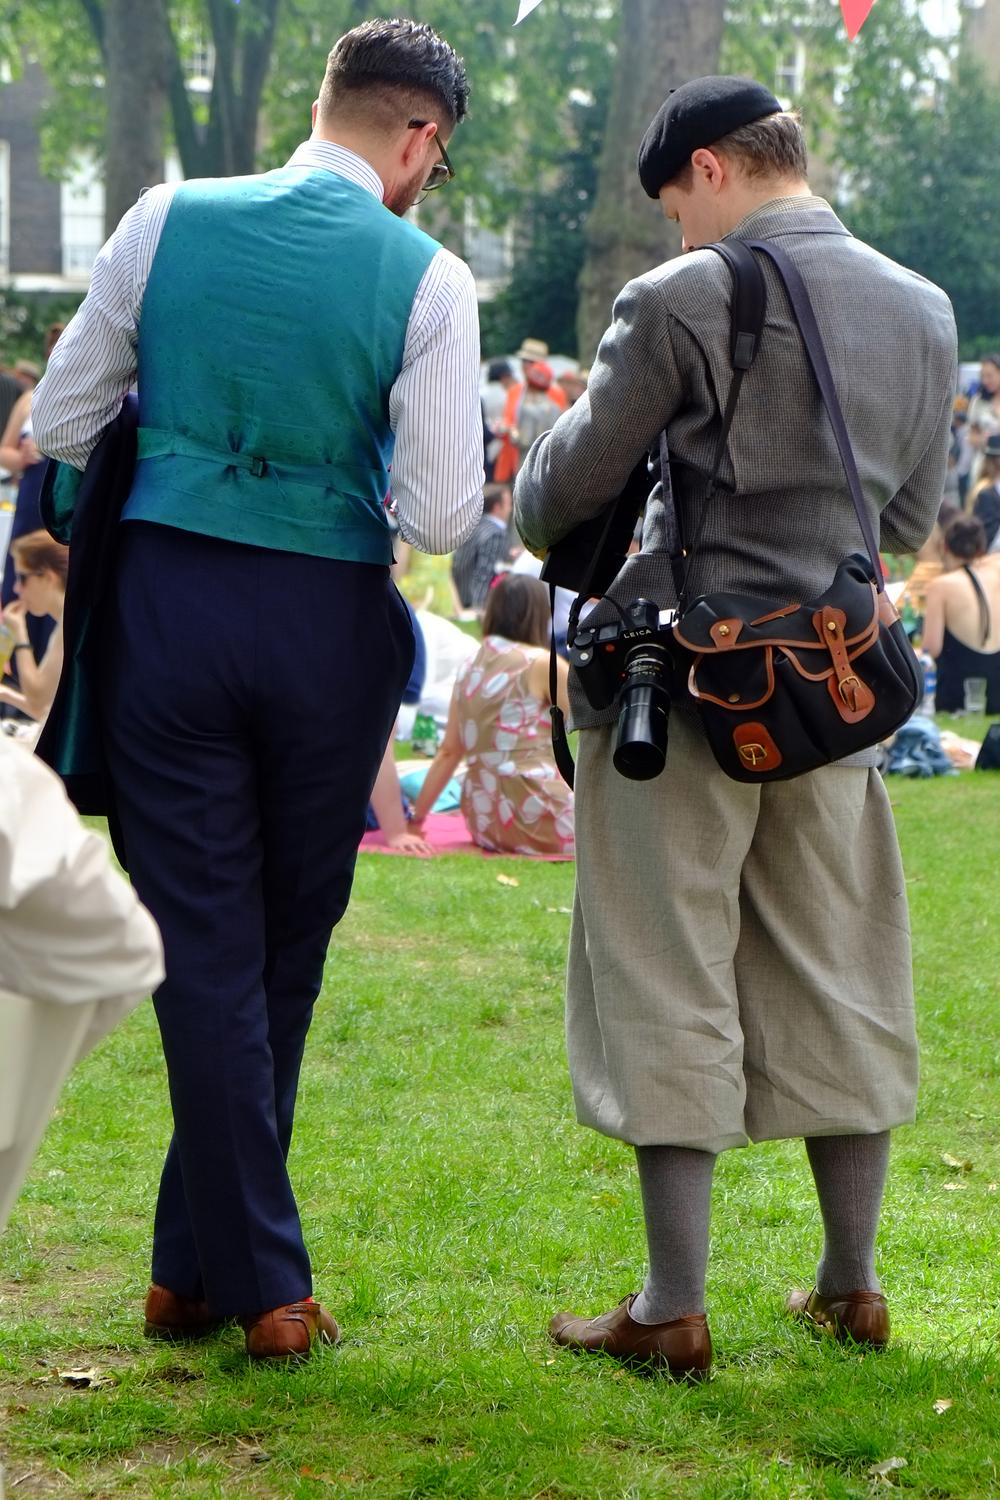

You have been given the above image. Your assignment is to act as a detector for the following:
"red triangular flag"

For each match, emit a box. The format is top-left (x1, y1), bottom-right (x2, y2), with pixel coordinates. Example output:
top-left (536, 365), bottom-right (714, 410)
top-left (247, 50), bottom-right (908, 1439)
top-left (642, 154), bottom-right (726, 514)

top-left (840, 0), bottom-right (874, 39)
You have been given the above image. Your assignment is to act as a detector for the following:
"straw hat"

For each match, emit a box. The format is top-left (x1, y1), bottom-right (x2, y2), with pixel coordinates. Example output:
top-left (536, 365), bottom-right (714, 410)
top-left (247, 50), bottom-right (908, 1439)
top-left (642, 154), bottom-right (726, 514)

top-left (516, 337), bottom-right (549, 362)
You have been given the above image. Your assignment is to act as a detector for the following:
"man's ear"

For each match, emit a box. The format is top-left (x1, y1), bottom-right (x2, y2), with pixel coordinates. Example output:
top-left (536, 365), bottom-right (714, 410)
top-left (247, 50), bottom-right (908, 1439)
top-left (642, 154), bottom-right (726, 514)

top-left (690, 148), bottom-right (727, 193)
top-left (401, 119), bottom-right (437, 167)
top-left (311, 100), bottom-right (319, 129)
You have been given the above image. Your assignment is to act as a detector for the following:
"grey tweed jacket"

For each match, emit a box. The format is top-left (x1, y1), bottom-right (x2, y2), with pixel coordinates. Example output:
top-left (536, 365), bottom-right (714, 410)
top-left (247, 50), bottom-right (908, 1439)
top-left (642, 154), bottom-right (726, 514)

top-left (514, 195), bottom-right (958, 730)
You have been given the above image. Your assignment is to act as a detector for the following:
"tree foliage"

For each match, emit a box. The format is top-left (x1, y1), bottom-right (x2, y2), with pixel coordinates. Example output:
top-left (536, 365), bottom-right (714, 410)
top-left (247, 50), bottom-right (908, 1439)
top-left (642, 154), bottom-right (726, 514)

top-left (5, 0), bottom-right (1000, 355)
top-left (839, 46), bottom-right (1000, 354)
top-left (480, 92), bottom-right (607, 358)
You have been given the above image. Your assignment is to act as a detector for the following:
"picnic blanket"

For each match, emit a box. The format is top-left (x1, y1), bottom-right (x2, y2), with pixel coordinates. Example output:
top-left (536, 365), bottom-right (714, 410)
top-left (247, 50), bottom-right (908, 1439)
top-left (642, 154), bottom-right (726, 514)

top-left (360, 812), bottom-right (573, 860)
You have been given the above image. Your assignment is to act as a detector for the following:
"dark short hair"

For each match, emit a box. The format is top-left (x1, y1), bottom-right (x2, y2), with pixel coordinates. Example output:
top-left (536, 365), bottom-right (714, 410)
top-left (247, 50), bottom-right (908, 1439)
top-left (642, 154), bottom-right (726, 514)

top-left (482, 482), bottom-right (511, 515)
top-left (11, 528), bottom-right (69, 586)
top-left (669, 111), bottom-right (807, 191)
top-left (319, 18), bottom-right (469, 134)
top-left (482, 574), bottom-right (550, 650)
top-left (944, 514), bottom-right (987, 560)
top-left (488, 359), bottom-right (513, 383)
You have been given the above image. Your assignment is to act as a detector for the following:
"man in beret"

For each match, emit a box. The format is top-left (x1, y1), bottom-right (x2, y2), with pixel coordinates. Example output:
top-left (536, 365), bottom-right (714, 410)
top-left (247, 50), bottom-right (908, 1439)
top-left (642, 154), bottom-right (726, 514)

top-left (515, 76), bottom-right (956, 1376)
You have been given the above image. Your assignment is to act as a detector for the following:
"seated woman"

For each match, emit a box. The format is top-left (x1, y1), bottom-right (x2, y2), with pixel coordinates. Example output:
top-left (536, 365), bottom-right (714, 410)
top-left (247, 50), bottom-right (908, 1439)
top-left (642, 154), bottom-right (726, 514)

top-left (0, 530), bottom-right (68, 721)
top-left (968, 435), bottom-right (1000, 549)
top-left (923, 514), bottom-right (1000, 714)
top-left (411, 574), bottom-right (574, 857)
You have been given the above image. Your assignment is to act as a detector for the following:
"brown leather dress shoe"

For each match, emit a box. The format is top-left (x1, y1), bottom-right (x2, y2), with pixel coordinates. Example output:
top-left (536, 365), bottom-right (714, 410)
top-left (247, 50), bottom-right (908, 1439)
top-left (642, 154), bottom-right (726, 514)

top-left (144, 1283), bottom-right (223, 1341)
top-left (240, 1299), bottom-right (341, 1360)
top-left (786, 1287), bottom-right (890, 1347)
top-left (549, 1295), bottom-right (712, 1376)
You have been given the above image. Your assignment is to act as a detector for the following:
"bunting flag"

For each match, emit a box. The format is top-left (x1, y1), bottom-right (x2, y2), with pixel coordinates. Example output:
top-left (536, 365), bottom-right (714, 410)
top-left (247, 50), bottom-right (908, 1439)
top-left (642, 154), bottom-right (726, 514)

top-left (839, 0), bottom-right (875, 38)
top-left (513, 0), bottom-right (874, 36)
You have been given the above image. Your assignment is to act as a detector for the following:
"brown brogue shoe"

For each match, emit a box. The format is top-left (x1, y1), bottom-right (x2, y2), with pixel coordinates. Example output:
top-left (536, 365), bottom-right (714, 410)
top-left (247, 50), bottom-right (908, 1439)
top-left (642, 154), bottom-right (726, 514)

top-left (240, 1299), bottom-right (341, 1361)
top-left (144, 1283), bottom-right (223, 1342)
top-left (549, 1295), bottom-right (712, 1377)
top-left (786, 1287), bottom-right (890, 1348)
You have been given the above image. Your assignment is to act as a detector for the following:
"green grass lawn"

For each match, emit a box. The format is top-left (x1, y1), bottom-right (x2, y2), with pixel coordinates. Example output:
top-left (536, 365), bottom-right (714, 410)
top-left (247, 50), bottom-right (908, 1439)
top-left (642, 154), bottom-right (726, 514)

top-left (3, 776), bottom-right (1000, 1498)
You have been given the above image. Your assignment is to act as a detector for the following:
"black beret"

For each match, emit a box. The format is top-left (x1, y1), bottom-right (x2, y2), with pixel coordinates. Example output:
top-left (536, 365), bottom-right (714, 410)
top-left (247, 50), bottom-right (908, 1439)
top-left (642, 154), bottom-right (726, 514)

top-left (637, 75), bottom-right (782, 199)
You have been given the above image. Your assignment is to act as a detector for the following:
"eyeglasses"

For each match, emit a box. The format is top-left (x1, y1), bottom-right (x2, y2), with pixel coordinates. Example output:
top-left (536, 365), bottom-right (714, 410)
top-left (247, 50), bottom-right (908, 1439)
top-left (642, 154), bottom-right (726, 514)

top-left (14, 569), bottom-right (44, 584)
top-left (408, 119), bottom-right (454, 191)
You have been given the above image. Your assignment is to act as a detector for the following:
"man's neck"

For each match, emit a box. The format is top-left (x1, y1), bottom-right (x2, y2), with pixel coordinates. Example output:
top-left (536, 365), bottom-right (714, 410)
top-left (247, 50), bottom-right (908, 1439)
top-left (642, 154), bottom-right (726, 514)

top-left (310, 127), bottom-right (390, 187)
top-left (719, 178), bottom-right (811, 239)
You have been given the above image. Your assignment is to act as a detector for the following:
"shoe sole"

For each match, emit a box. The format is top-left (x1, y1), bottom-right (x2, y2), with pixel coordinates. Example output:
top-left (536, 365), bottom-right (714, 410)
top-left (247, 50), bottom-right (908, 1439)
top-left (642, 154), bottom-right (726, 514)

top-left (787, 1306), bottom-right (889, 1349)
top-left (144, 1320), bottom-right (224, 1342)
top-left (555, 1340), bottom-right (711, 1379)
top-left (245, 1328), bottom-right (342, 1361)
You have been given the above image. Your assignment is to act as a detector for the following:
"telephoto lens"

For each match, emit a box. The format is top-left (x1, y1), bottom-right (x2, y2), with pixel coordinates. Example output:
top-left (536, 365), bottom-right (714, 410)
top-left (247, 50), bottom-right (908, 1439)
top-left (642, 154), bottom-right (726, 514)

top-left (613, 641), bottom-right (672, 780)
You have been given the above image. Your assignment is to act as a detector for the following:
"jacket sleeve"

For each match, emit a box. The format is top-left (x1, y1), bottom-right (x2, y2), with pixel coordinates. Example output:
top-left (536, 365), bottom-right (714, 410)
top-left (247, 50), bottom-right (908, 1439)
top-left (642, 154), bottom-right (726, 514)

top-left (879, 374), bottom-right (956, 554)
top-left (0, 743), bottom-right (164, 1027)
top-left (514, 276), bottom-right (685, 556)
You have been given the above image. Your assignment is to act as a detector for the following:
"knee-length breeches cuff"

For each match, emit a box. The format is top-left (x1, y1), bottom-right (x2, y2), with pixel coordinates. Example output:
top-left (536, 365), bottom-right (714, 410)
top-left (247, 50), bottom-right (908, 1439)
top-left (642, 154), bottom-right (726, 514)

top-left (566, 716), bottom-right (918, 1154)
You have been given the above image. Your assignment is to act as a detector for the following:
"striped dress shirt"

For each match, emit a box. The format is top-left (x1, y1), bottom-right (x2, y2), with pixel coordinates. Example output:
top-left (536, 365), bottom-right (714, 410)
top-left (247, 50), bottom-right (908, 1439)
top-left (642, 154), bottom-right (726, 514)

top-left (32, 140), bottom-right (484, 555)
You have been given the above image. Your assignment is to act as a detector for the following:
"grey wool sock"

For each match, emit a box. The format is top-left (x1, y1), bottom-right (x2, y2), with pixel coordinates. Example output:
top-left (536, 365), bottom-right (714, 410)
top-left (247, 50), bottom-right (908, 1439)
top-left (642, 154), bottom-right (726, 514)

top-left (805, 1132), bottom-right (890, 1296)
top-left (629, 1144), bottom-right (716, 1326)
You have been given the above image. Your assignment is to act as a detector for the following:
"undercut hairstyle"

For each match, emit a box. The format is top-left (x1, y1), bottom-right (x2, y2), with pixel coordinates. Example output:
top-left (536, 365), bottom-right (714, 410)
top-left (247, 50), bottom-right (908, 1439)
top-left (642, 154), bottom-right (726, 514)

top-left (669, 110), bottom-right (808, 191)
top-left (318, 18), bottom-right (469, 138)
top-left (482, 482), bottom-right (511, 515)
top-left (943, 514), bottom-right (987, 561)
top-left (11, 529), bottom-right (69, 586)
top-left (482, 574), bottom-right (551, 650)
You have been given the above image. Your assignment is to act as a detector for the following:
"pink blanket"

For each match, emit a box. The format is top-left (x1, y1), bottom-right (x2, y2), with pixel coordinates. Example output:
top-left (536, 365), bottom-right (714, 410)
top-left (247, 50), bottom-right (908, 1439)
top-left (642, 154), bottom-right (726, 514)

top-left (360, 812), bottom-right (573, 861)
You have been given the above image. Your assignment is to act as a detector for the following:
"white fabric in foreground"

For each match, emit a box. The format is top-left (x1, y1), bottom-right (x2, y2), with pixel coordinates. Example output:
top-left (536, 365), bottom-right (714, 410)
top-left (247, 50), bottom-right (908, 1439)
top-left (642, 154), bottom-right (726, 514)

top-left (0, 739), bottom-right (164, 1238)
top-left (0, 738), bottom-right (164, 1034)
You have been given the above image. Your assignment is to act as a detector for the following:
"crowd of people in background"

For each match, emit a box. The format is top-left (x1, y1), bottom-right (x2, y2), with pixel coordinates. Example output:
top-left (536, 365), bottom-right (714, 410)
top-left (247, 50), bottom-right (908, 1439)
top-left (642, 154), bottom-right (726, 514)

top-left (6, 338), bottom-right (1000, 850)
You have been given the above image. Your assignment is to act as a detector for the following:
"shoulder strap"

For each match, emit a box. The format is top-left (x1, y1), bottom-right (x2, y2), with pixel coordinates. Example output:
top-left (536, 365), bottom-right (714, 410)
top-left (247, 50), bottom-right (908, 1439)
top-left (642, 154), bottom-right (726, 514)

top-left (743, 238), bottom-right (884, 593)
top-left (669, 241), bottom-right (767, 609)
top-left (963, 563), bottom-right (991, 647)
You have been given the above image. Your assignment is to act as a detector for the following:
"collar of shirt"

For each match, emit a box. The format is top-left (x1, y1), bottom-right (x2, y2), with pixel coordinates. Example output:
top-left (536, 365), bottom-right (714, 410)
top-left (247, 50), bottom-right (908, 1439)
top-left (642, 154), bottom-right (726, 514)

top-left (286, 140), bottom-right (385, 202)
top-left (485, 513), bottom-right (507, 531)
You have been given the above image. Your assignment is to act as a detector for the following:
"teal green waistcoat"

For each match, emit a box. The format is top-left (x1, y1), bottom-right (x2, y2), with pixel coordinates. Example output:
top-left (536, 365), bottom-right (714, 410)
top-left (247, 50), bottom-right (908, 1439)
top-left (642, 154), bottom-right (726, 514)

top-left (124, 167), bottom-right (439, 563)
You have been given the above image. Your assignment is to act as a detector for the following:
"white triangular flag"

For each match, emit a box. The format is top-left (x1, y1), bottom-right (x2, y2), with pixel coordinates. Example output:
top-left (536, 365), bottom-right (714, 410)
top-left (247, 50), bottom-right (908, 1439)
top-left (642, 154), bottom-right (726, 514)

top-left (515, 0), bottom-right (545, 21)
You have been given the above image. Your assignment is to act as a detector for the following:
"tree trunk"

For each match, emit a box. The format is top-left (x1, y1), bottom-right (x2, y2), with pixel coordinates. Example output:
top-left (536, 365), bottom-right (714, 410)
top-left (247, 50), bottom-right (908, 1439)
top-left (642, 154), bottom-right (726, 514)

top-left (167, 0), bottom-right (281, 181)
top-left (103, 0), bottom-right (170, 235)
top-left (576, 0), bottom-right (726, 363)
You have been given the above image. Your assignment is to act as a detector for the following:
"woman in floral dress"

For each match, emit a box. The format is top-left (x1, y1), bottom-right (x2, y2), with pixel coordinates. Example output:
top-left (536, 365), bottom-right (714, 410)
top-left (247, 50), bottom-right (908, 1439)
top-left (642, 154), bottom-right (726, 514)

top-left (411, 575), bottom-right (574, 857)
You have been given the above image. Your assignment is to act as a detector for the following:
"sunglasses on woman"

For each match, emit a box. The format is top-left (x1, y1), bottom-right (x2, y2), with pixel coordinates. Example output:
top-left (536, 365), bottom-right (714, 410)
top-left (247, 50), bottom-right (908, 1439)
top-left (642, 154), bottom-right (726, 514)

top-left (408, 120), bottom-right (455, 191)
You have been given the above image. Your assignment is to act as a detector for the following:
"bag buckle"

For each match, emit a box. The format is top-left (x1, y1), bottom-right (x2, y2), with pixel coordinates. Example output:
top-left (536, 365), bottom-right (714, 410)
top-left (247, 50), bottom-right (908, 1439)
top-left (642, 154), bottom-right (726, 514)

top-left (249, 455), bottom-right (267, 478)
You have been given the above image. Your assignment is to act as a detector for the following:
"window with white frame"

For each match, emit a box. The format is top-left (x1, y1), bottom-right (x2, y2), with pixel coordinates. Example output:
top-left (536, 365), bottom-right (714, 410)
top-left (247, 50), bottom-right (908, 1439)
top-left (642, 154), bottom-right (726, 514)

top-left (775, 41), bottom-right (806, 103)
top-left (185, 33), bottom-right (215, 93)
top-left (60, 154), bottom-right (105, 278)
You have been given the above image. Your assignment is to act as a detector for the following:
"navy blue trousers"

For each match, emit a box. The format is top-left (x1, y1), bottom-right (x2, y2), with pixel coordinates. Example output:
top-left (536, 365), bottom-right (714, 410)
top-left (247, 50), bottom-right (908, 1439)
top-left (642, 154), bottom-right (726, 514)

top-left (102, 522), bottom-right (413, 1317)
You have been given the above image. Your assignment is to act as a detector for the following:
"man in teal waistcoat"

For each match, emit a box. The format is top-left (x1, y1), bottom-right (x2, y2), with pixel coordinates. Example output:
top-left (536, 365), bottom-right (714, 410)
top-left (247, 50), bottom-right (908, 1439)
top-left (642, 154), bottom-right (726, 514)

top-left (33, 19), bottom-right (483, 1360)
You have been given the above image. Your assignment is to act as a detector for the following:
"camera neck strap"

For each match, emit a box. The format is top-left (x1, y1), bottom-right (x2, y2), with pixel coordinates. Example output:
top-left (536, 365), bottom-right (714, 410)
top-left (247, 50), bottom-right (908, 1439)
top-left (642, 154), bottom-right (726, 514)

top-left (548, 581), bottom-right (576, 789)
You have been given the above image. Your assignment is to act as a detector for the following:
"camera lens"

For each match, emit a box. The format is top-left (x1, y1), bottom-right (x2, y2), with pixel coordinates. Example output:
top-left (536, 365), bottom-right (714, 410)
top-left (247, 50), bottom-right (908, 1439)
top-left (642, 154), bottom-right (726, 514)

top-left (613, 642), bottom-right (671, 780)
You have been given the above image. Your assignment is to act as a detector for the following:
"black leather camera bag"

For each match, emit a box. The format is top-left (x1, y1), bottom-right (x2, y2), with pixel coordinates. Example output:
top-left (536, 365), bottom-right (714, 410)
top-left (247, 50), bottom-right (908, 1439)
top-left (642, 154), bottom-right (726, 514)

top-left (669, 238), bottom-right (923, 783)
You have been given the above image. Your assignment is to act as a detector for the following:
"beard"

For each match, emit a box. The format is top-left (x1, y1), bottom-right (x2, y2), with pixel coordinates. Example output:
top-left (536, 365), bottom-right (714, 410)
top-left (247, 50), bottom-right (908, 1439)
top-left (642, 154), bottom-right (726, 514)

top-left (385, 167), bottom-right (427, 217)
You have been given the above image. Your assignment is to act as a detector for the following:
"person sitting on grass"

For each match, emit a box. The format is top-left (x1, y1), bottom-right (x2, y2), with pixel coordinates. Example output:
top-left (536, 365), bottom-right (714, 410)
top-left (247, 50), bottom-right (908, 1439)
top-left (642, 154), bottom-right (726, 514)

top-left (0, 531), bottom-right (68, 722)
top-left (923, 513), bottom-right (1000, 715)
top-left (411, 574), bottom-right (574, 858)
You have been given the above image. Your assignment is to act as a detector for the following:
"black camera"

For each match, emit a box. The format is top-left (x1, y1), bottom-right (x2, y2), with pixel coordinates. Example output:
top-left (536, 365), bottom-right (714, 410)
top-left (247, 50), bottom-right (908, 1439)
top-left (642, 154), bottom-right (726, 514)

top-left (569, 599), bottom-right (678, 781)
